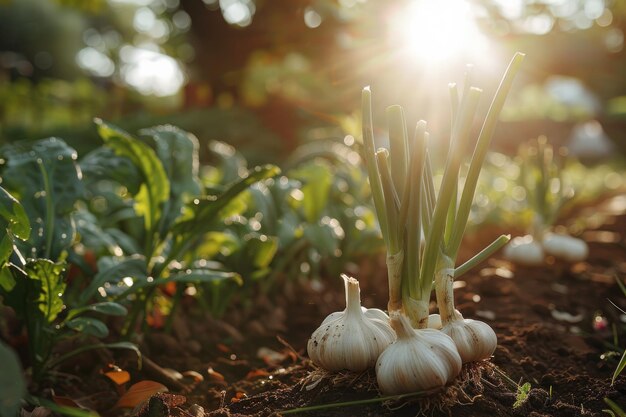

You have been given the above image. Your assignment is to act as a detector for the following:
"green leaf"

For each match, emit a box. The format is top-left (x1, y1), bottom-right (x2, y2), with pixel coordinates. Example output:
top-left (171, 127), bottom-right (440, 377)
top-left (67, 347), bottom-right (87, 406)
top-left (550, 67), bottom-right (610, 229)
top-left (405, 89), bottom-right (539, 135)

top-left (66, 317), bottom-right (109, 338)
top-left (303, 223), bottom-right (339, 257)
top-left (290, 161), bottom-right (332, 223)
top-left (604, 398), bottom-right (626, 417)
top-left (0, 186), bottom-right (31, 241)
top-left (134, 268), bottom-right (242, 291)
top-left (0, 138), bottom-right (82, 259)
top-left (513, 382), bottom-right (532, 409)
top-left (66, 302), bottom-right (127, 321)
top-left (80, 256), bottom-right (147, 303)
top-left (24, 259), bottom-right (66, 323)
top-left (249, 183), bottom-right (278, 233)
top-left (0, 341), bottom-right (26, 417)
top-left (612, 349), bottom-right (626, 386)
top-left (243, 234), bottom-right (278, 269)
top-left (80, 147), bottom-right (142, 194)
top-left (73, 210), bottom-right (125, 256)
top-left (141, 125), bottom-right (202, 234)
top-left (173, 165), bottom-right (280, 237)
top-left (0, 266), bottom-right (16, 293)
top-left (117, 267), bottom-right (241, 299)
top-left (209, 140), bottom-right (249, 184)
top-left (95, 119), bottom-right (170, 235)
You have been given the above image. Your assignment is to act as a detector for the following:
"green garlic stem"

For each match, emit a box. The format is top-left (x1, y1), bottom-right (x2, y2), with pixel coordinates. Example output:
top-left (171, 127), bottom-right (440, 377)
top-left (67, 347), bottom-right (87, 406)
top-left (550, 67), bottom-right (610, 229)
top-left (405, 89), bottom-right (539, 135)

top-left (435, 256), bottom-right (457, 325)
top-left (386, 251), bottom-right (404, 313)
top-left (403, 297), bottom-right (429, 329)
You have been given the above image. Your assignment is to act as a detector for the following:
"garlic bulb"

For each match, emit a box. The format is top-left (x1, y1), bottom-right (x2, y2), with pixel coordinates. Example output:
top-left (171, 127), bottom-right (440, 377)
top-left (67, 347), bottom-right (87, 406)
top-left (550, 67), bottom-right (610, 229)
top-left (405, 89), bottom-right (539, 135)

top-left (307, 275), bottom-right (395, 372)
top-left (503, 235), bottom-right (544, 266)
top-left (435, 264), bottom-right (497, 363)
top-left (440, 313), bottom-right (497, 363)
top-left (542, 232), bottom-right (588, 262)
top-left (376, 312), bottom-right (461, 394)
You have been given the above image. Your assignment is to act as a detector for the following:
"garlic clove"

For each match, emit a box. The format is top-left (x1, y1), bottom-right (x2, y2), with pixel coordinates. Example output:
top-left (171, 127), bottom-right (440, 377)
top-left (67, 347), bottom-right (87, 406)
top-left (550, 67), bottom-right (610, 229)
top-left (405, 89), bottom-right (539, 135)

top-left (427, 309), bottom-right (463, 330)
top-left (376, 312), bottom-right (461, 394)
top-left (307, 275), bottom-right (395, 372)
top-left (427, 313), bottom-right (442, 329)
top-left (542, 232), bottom-right (588, 262)
top-left (503, 235), bottom-right (544, 266)
top-left (441, 317), bottom-right (497, 363)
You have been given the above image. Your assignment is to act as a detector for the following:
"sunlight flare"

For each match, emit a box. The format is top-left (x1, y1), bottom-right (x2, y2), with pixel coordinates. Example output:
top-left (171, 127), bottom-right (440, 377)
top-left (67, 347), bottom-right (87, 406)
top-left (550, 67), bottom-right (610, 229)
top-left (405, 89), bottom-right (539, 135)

top-left (389, 0), bottom-right (489, 65)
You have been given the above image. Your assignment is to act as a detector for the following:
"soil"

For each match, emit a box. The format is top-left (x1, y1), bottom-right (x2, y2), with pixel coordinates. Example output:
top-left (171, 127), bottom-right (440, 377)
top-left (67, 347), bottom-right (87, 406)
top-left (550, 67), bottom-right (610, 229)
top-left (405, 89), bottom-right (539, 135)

top-left (23, 195), bottom-right (626, 417)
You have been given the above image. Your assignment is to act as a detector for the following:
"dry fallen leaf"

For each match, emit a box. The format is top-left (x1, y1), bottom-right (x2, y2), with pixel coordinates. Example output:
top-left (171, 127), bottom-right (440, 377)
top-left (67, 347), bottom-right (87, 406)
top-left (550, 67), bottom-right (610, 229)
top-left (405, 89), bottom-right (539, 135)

top-left (245, 369), bottom-right (270, 380)
top-left (207, 367), bottom-right (225, 382)
top-left (230, 392), bottom-right (246, 403)
top-left (115, 380), bottom-right (168, 408)
top-left (182, 370), bottom-right (204, 383)
top-left (51, 390), bottom-right (95, 412)
top-left (257, 347), bottom-right (294, 366)
top-left (104, 370), bottom-right (131, 385)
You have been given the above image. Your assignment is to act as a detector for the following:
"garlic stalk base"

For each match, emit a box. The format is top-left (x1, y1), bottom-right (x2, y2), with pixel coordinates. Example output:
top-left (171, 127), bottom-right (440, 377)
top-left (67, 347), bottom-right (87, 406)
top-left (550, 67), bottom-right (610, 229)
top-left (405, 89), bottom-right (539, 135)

top-left (386, 250), bottom-right (404, 313)
top-left (435, 260), bottom-right (497, 363)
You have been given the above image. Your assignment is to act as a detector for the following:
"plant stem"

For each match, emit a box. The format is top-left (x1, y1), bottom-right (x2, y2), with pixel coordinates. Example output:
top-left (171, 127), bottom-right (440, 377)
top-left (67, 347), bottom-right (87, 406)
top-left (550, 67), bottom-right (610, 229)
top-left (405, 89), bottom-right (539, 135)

top-left (421, 87), bottom-right (482, 295)
top-left (37, 160), bottom-right (54, 259)
top-left (376, 150), bottom-right (401, 254)
top-left (435, 255), bottom-right (456, 325)
top-left (405, 123), bottom-right (427, 302)
top-left (376, 150), bottom-right (404, 312)
top-left (453, 234), bottom-right (510, 278)
top-left (362, 88), bottom-right (390, 246)
top-left (386, 251), bottom-right (404, 312)
top-left (387, 105), bottom-right (409, 201)
top-left (448, 53), bottom-right (525, 258)
top-left (280, 390), bottom-right (428, 415)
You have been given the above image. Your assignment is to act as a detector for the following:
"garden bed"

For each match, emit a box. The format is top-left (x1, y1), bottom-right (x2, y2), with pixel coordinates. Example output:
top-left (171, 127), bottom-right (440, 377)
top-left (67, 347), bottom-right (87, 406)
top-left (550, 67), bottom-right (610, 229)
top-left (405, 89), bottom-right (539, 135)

top-left (46, 195), bottom-right (626, 417)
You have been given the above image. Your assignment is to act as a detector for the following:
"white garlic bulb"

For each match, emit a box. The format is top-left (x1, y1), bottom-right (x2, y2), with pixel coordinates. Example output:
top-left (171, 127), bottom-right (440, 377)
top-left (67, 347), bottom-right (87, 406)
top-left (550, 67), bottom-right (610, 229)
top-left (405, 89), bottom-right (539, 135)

top-left (376, 312), bottom-right (462, 394)
top-left (503, 235), bottom-right (544, 266)
top-left (440, 313), bottom-right (497, 363)
top-left (307, 275), bottom-right (395, 372)
top-left (542, 232), bottom-right (588, 262)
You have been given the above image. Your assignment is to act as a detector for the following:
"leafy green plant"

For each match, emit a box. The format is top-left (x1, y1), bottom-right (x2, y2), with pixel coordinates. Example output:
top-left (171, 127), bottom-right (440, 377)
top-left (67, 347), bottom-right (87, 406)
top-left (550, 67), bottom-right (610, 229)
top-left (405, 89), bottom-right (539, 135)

top-left (513, 382), bottom-right (532, 409)
top-left (517, 136), bottom-right (572, 236)
top-left (77, 121), bottom-right (280, 330)
top-left (0, 147), bottom-right (131, 383)
top-left (501, 136), bottom-right (590, 265)
top-left (157, 134), bottom-right (385, 318)
top-left (604, 398), bottom-right (626, 417)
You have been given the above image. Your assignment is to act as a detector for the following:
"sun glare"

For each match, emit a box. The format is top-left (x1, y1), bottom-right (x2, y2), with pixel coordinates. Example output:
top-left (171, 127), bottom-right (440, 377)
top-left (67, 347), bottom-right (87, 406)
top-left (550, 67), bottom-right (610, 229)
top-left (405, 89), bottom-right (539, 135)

top-left (390, 0), bottom-right (489, 66)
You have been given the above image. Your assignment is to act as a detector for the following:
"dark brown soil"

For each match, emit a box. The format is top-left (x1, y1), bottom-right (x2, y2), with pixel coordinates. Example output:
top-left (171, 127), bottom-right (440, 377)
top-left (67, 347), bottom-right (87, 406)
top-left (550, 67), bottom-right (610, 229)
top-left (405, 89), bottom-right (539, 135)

top-left (32, 195), bottom-right (626, 417)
